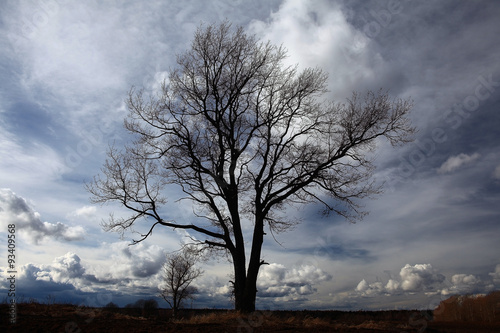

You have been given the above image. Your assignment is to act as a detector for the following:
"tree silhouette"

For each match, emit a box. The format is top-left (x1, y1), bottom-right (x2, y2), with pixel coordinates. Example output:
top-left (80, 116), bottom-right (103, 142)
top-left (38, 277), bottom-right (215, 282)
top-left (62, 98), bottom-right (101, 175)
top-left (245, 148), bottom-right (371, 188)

top-left (88, 21), bottom-right (415, 312)
top-left (160, 248), bottom-right (203, 317)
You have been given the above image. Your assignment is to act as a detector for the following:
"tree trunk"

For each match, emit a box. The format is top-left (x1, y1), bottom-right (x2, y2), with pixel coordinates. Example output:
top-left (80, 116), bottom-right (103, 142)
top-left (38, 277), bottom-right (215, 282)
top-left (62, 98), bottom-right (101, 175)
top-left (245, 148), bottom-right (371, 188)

top-left (233, 215), bottom-right (265, 313)
top-left (240, 287), bottom-right (257, 313)
top-left (172, 294), bottom-right (178, 318)
top-left (232, 247), bottom-right (249, 312)
top-left (234, 274), bottom-right (257, 313)
top-left (172, 306), bottom-right (178, 318)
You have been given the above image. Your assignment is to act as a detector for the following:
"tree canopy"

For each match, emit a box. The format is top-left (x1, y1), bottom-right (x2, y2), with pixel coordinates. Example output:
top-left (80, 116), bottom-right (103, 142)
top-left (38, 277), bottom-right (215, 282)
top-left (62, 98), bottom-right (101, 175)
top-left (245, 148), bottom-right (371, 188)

top-left (88, 21), bottom-right (414, 312)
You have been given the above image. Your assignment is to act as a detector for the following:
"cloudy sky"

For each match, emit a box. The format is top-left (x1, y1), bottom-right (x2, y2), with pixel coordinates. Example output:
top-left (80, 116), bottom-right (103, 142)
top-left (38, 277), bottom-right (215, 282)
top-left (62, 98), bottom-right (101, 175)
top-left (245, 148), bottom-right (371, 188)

top-left (1, 0), bottom-right (499, 311)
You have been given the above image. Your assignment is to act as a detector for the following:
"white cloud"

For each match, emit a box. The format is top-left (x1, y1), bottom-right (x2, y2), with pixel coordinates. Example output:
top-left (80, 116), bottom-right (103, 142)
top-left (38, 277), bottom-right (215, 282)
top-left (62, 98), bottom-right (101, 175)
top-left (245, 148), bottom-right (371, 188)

top-left (355, 263), bottom-right (445, 297)
top-left (106, 242), bottom-right (166, 279)
top-left (0, 188), bottom-right (85, 244)
top-left (451, 274), bottom-right (480, 285)
top-left (355, 279), bottom-right (369, 292)
top-left (438, 153), bottom-right (480, 174)
top-left (354, 263), bottom-right (500, 303)
top-left (1, 252), bottom-right (97, 293)
top-left (399, 264), bottom-right (445, 292)
top-left (196, 275), bottom-right (232, 298)
top-left (73, 205), bottom-right (96, 218)
top-left (46, 252), bottom-right (87, 282)
top-left (385, 279), bottom-right (400, 293)
top-left (287, 264), bottom-right (332, 284)
top-left (259, 263), bottom-right (287, 282)
top-left (489, 264), bottom-right (500, 283)
top-left (248, 0), bottom-right (382, 99)
top-left (439, 273), bottom-right (494, 296)
top-left (257, 263), bottom-right (332, 299)
top-left (493, 165), bottom-right (500, 180)
top-left (355, 279), bottom-right (384, 296)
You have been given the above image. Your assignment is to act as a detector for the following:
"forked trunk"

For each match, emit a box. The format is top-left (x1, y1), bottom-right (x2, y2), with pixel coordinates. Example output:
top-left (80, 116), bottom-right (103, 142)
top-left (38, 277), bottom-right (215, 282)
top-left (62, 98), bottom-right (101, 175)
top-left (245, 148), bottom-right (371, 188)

top-left (233, 274), bottom-right (258, 313)
top-left (232, 251), bottom-right (259, 313)
top-left (232, 247), bottom-right (254, 312)
top-left (233, 215), bottom-right (265, 313)
top-left (238, 289), bottom-right (257, 313)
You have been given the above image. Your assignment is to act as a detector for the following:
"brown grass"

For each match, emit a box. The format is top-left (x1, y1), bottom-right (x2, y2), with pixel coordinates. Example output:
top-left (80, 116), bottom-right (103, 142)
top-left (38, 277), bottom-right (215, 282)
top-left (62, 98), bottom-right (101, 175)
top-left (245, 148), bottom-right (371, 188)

top-left (170, 310), bottom-right (418, 331)
top-left (172, 310), bottom-right (240, 324)
top-left (2, 294), bottom-right (500, 333)
top-left (302, 315), bottom-right (330, 327)
top-left (170, 310), bottom-right (336, 331)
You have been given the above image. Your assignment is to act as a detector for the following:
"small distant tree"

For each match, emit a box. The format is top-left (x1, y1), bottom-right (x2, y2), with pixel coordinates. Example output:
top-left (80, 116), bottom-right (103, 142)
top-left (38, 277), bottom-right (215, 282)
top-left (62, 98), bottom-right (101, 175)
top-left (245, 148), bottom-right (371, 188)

top-left (160, 247), bottom-right (203, 317)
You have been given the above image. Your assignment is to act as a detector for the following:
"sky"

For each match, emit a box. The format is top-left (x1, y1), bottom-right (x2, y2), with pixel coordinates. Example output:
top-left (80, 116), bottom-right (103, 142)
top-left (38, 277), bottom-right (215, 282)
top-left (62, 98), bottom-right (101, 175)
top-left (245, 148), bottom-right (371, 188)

top-left (1, 0), bottom-right (500, 311)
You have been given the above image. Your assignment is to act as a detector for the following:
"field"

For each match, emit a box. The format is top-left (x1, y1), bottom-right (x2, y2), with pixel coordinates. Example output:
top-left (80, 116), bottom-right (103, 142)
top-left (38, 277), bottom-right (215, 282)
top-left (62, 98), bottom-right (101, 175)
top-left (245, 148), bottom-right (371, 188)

top-left (1, 301), bottom-right (500, 333)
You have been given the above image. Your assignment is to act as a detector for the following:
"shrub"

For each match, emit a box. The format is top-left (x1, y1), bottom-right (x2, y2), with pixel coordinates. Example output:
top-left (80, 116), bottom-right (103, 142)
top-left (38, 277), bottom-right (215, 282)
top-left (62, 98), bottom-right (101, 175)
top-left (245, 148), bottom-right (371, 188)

top-left (143, 299), bottom-right (159, 318)
top-left (434, 290), bottom-right (500, 322)
top-left (104, 302), bottom-right (120, 313)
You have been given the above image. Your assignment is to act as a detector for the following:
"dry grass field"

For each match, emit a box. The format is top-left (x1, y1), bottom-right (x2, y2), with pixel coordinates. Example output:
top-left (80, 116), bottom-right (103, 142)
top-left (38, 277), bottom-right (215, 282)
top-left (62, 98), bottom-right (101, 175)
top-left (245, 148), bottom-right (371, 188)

top-left (1, 291), bottom-right (499, 332)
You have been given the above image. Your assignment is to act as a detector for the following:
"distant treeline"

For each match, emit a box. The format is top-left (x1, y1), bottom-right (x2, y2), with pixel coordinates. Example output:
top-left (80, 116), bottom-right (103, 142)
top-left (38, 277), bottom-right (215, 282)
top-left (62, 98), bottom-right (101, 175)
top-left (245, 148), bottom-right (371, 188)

top-left (104, 299), bottom-right (159, 318)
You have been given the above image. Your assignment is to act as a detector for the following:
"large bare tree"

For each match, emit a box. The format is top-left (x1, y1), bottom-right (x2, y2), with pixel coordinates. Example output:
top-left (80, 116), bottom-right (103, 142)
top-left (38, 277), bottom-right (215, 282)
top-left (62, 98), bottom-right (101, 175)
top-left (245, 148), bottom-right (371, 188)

top-left (88, 22), bottom-right (414, 312)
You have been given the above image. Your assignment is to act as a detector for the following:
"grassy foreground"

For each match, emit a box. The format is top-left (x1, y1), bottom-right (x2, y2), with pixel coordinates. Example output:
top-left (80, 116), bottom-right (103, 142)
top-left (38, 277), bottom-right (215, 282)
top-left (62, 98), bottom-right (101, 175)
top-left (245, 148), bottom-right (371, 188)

top-left (1, 292), bottom-right (499, 332)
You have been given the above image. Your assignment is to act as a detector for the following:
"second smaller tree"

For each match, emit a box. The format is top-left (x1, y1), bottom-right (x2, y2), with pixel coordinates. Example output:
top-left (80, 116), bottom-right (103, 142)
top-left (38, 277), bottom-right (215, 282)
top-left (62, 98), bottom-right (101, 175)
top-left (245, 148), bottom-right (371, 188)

top-left (160, 247), bottom-right (203, 317)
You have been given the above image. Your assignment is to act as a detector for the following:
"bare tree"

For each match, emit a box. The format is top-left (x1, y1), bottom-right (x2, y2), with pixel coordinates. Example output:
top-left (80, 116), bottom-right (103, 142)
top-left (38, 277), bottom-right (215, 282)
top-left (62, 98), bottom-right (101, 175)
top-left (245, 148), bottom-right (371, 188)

top-left (87, 21), bottom-right (415, 313)
top-left (160, 247), bottom-right (203, 317)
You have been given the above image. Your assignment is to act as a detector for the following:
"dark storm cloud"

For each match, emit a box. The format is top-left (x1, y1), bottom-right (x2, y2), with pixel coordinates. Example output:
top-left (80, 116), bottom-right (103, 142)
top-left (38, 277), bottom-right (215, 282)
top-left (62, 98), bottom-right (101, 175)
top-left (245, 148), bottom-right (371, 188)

top-left (293, 244), bottom-right (376, 263)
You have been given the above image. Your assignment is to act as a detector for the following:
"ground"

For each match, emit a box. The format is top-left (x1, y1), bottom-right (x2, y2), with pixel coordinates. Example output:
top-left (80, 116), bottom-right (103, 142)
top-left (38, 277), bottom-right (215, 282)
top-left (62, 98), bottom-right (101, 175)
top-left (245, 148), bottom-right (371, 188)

top-left (1, 303), bottom-right (499, 332)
